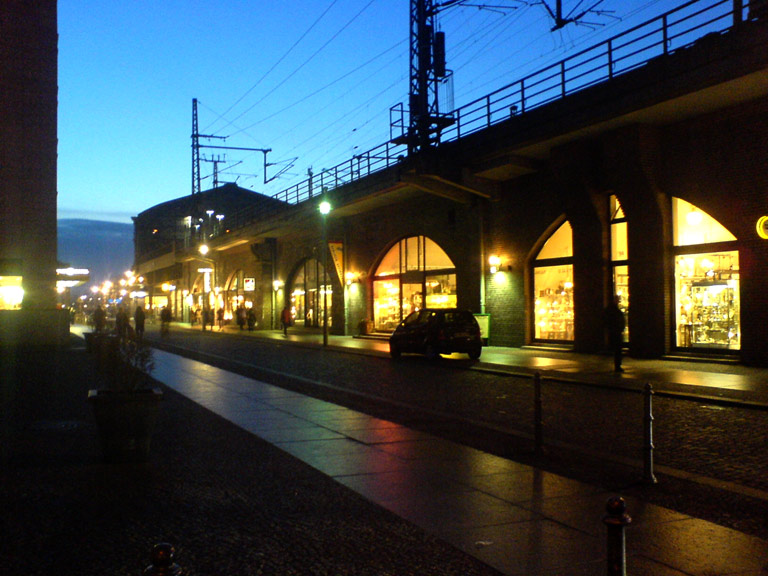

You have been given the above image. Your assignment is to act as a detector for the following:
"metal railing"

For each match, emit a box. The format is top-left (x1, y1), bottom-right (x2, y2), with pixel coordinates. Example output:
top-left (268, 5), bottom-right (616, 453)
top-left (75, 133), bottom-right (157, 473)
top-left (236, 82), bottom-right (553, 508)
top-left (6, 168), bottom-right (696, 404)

top-left (442, 0), bottom-right (745, 142)
top-left (212, 0), bottom-right (750, 236)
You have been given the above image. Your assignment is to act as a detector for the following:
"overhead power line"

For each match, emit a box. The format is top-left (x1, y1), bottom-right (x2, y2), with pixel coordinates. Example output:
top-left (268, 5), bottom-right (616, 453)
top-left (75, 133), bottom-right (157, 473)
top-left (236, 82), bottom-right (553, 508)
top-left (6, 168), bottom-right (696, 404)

top-left (205, 0), bottom-right (341, 134)
top-left (224, 0), bottom-right (379, 137)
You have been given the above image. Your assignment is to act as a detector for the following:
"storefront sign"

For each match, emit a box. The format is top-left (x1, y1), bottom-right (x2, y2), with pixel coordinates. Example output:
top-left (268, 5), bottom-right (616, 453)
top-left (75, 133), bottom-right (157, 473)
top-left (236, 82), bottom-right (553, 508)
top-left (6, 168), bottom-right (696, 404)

top-left (244, 277), bottom-right (255, 291)
top-left (328, 242), bottom-right (344, 284)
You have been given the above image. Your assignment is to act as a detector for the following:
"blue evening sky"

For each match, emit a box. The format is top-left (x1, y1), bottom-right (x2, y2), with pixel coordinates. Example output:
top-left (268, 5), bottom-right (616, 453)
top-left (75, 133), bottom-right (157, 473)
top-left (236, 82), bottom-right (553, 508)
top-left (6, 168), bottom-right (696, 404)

top-left (57, 0), bottom-right (679, 223)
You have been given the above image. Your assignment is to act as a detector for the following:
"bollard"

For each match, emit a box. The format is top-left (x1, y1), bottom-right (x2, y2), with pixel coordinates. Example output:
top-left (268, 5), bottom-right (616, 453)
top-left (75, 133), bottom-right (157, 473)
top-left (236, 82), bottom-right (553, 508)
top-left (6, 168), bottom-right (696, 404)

top-left (643, 383), bottom-right (658, 484)
top-left (143, 542), bottom-right (182, 576)
top-left (603, 497), bottom-right (631, 576)
top-left (533, 371), bottom-right (543, 455)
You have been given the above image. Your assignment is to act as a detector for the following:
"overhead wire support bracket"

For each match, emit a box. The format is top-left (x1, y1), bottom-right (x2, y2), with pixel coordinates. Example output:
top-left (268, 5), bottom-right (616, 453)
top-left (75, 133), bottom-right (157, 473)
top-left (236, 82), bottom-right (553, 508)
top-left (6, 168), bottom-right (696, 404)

top-left (199, 144), bottom-right (275, 185)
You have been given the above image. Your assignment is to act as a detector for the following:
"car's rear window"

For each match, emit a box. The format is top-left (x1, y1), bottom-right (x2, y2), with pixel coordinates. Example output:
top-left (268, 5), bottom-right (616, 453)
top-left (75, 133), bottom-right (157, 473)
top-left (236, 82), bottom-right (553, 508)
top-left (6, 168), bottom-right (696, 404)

top-left (443, 311), bottom-right (477, 327)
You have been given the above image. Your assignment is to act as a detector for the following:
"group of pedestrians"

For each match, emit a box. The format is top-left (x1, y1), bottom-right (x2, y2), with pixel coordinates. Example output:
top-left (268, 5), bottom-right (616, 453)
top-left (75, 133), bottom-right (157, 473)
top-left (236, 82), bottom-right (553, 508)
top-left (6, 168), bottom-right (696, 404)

top-left (90, 304), bottom-right (170, 338)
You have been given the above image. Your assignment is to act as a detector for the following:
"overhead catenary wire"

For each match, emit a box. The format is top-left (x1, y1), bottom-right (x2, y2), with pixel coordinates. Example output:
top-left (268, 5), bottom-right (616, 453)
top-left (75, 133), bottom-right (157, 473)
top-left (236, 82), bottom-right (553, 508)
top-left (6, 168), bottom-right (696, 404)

top-left (202, 0), bottom-right (675, 196)
top-left (226, 0), bottom-right (379, 139)
top-left (203, 0), bottom-right (341, 135)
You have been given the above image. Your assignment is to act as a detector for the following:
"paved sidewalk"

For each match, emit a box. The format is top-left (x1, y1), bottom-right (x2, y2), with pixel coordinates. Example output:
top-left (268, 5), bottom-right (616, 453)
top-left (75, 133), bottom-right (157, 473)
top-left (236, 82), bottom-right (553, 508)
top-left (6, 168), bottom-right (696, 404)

top-left (151, 346), bottom-right (768, 575)
top-left (1, 337), bottom-right (504, 575)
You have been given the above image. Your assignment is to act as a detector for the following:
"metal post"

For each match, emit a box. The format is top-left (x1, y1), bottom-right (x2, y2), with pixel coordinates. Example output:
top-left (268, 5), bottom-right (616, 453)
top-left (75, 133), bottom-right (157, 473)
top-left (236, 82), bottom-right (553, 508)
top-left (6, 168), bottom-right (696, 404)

top-left (603, 497), bottom-right (631, 576)
top-left (142, 543), bottom-right (181, 576)
top-left (323, 224), bottom-right (328, 347)
top-left (643, 383), bottom-right (658, 484)
top-left (534, 371), bottom-right (543, 455)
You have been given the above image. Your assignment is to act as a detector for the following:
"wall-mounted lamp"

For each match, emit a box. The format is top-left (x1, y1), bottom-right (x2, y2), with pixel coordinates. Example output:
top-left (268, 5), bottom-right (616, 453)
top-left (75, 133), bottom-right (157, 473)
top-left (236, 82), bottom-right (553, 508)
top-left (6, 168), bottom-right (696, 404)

top-left (345, 271), bottom-right (361, 285)
top-left (489, 255), bottom-right (502, 274)
top-left (273, 280), bottom-right (284, 292)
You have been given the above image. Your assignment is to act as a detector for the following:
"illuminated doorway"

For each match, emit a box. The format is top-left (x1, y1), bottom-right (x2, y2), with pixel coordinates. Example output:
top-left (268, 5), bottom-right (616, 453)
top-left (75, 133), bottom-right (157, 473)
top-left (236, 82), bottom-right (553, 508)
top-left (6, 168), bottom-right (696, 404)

top-left (290, 258), bottom-right (331, 328)
top-left (372, 236), bottom-right (456, 331)
top-left (532, 221), bottom-right (574, 341)
top-left (610, 195), bottom-right (629, 343)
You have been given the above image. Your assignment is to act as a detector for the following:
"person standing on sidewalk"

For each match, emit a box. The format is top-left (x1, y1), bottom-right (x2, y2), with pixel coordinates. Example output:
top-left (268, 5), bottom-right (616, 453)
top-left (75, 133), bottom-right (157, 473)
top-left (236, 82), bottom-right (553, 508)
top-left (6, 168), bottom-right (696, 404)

top-left (134, 305), bottom-right (145, 339)
top-left (604, 295), bottom-right (626, 372)
top-left (160, 306), bottom-right (172, 337)
top-left (281, 306), bottom-right (292, 337)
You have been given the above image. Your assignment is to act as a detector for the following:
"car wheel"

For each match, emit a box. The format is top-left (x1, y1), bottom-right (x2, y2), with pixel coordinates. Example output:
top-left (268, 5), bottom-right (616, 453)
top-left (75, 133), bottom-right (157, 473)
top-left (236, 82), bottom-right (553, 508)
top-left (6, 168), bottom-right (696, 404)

top-left (468, 347), bottom-right (481, 360)
top-left (389, 343), bottom-right (401, 359)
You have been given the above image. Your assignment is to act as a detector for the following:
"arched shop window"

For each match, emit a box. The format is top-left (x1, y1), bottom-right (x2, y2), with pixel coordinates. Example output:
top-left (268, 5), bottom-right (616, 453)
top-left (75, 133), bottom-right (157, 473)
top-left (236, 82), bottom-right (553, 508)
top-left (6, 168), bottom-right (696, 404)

top-left (372, 236), bottom-right (456, 331)
top-left (290, 258), bottom-right (331, 328)
top-left (610, 195), bottom-right (629, 343)
top-left (533, 221), bottom-right (574, 341)
top-left (673, 197), bottom-right (739, 351)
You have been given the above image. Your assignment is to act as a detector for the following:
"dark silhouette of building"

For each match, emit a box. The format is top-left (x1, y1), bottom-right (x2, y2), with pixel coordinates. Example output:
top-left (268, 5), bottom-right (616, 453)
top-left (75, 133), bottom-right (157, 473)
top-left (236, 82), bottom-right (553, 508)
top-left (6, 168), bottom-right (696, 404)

top-left (0, 1), bottom-right (64, 344)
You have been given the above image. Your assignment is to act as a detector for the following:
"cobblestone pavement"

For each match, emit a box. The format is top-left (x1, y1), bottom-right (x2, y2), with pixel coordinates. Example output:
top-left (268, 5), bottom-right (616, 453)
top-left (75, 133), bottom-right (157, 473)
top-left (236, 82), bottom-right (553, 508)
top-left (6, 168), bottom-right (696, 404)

top-left (144, 326), bottom-right (768, 541)
top-left (0, 338), bottom-right (505, 575)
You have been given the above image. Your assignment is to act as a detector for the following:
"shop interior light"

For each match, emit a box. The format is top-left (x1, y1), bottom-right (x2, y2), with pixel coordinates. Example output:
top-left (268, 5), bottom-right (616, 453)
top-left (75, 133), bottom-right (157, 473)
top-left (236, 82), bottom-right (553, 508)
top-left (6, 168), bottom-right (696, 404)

top-left (273, 280), bottom-right (284, 292)
top-left (686, 210), bottom-right (703, 226)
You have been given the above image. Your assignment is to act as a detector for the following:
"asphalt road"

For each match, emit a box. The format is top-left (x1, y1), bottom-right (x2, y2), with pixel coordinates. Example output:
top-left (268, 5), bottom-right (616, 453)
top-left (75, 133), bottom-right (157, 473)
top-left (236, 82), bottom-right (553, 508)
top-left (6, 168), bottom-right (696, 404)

top-left (146, 326), bottom-right (768, 540)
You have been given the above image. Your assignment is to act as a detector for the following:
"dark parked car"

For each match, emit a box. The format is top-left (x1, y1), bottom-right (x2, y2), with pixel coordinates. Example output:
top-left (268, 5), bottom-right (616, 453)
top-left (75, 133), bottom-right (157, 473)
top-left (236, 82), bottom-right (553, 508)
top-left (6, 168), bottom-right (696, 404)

top-left (389, 308), bottom-right (483, 360)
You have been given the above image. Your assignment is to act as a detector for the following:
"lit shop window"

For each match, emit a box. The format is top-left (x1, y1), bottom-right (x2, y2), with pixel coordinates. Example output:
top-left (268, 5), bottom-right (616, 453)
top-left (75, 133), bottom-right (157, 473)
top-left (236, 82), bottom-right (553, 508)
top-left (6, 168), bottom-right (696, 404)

top-left (673, 198), bottom-right (739, 350)
top-left (291, 258), bottom-right (330, 328)
top-left (533, 221), bottom-right (574, 341)
top-left (372, 236), bottom-right (456, 331)
top-left (610, 195), bottom-right (629, 343)
top-left (0, 276), bottom-right (24, 310)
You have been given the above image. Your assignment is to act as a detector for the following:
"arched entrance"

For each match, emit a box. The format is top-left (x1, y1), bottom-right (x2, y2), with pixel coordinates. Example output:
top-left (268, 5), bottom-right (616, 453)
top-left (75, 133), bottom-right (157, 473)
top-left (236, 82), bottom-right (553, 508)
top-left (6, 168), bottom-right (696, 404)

top-left (289, 258), bottom-right (331, 328)
top-left (371, 236), bottom-right (456, 331)
top-left (532, 221), bottom-right (574, 342)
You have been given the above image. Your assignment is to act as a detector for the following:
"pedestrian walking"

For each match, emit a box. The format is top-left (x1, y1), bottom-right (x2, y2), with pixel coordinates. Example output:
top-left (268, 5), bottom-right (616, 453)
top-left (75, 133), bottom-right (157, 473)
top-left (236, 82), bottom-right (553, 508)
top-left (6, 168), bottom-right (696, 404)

top-left (281, 306), bottom-right (292, 337)
top-left (134, 305), bottom-right (145, 339)
top-left (604, 295), bottom-right (626, 372)
top-left (236, 305), bottom-right (246, 330)
top-left (247, 307), bottom-right (256, 331)
top-left (217, 307), bottom-right (224, 331)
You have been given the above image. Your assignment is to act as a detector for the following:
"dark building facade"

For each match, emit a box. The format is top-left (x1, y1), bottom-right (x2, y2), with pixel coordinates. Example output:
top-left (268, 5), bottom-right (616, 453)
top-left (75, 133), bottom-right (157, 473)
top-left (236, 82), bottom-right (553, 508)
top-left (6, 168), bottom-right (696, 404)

top-left (134, 2), bottom-right (768, 366)
top-left (0, 1), bottom-right (64, 344)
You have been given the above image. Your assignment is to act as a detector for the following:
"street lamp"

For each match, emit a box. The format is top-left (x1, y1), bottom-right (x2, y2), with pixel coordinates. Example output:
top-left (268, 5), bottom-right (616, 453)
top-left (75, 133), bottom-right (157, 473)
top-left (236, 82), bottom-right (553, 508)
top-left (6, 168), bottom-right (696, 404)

top-left (319, 200), bottom-right (331, 347)
top-left (198, 244), bottom-right (214, 330)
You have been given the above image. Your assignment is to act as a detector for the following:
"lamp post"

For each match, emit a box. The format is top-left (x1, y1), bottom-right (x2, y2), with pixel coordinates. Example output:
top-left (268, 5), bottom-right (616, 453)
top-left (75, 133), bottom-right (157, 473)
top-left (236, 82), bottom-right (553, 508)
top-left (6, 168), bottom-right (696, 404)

top-left (198, 244), bottom-right (214, 331)
top-left (319, 200), bottom-right (331, 347)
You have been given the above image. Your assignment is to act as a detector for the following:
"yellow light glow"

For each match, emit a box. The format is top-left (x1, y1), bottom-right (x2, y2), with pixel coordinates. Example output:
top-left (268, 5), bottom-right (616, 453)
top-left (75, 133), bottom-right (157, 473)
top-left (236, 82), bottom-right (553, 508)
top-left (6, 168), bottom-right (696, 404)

top-left (686, 210), bottom-right (703, 226)
top-left (757, 216), bottom-right (768, 240)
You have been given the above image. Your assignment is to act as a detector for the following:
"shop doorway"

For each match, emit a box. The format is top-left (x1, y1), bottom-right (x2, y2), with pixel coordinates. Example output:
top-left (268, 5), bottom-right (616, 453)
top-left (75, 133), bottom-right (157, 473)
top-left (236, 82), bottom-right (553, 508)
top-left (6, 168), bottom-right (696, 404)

top-left (372, 236), bottom-right (456, 332)
top-left (289, 258), bottom-right (331, 328)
